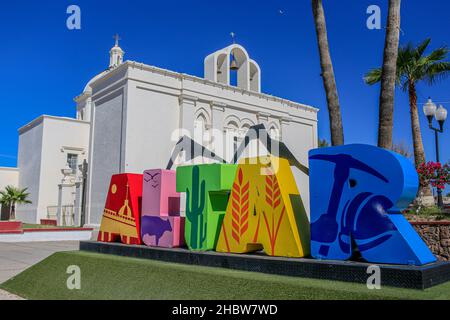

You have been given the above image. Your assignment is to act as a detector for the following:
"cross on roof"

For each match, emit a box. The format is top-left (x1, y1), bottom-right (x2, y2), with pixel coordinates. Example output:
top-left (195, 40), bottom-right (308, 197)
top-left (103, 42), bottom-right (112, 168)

top-left (230, 32), bottom-right (236, 44)
top-left (113, 33), bottom-right (121, 47)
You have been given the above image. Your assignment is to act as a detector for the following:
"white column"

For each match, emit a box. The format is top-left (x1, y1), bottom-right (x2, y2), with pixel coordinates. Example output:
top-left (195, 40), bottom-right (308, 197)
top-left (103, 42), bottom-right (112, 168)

top-left (237, 59), bottom-right (250, 91)
top-left (57, 182), bottom-right (76, 226)
top-left (210, 101), bottom-right (226, 160)
top-left (280, 116), bottom-right (291, 143)
top-left (178, 94), bottom-right (198, 163)
top-left (211, 102), bottom-right (226, 129)
top-left (179, 94), bottom-right (198, 138)
top-left (257, 112), bottom-right (270, 128)
top-left (255, 112), bottom-right (271, 157)
top-left (74, 181), bottom-right (82, 227)
top-left (57, 184), bottom-right (63, 226)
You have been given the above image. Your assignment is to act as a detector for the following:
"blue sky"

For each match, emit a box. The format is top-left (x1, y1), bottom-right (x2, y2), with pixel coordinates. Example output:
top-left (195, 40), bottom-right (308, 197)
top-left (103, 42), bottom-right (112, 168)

top-left (0, 1), bottom-right (449, 191)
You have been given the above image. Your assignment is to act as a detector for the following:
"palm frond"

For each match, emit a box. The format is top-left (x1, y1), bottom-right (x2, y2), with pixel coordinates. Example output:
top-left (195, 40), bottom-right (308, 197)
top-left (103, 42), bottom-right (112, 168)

top-left (423, 61), bottom-right (450, 85)
top-left (397, 40), bottom-right (450, 88)
top-left (0, 185), bottom-right (32, 206)
top-left (414, 38), bottom-right (431, 59)
top-left (364, 68), bottom-right (382, 85)
top-left (400, 80), bottom-right (410, 92)
top-left (425, 46), bottom-right (449, 63)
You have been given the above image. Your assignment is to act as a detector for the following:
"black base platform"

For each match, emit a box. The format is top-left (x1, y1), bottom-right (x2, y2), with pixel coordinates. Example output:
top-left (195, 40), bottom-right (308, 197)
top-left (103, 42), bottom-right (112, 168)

top-left (79, 241), bottom-right (450, 289)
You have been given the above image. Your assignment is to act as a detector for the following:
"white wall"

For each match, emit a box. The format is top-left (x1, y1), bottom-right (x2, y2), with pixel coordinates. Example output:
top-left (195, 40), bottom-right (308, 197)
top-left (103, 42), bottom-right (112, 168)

top-left (282, 120), bottom-right (318, 218)
top-left (125, 79), bottom-right (180, 173)
top-left (88, 90), bottom-right (126, 225)
top-left (16, 116), bottom-right (90, 223)
top-left (86, 66), bottom-right (130, 226)
top-left (16, 120), bottom-right (44, 223)
top-left (39, 117), bottom-right (90, 222)
top-left (0, 229), bottom-right (93, 242)
top-left (0, 167), bottom-right (19, 191)
top-left (0, 167), bottom-right (19, 217)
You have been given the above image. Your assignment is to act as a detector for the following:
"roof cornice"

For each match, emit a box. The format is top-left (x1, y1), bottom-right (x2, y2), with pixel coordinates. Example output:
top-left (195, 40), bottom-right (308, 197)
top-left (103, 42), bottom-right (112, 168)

top-left (18, 115), bottom-right (90, 135)
top-left (89, 60), bottom-right (319, 114)
top-left (0, 167), bottom-right (19, 172)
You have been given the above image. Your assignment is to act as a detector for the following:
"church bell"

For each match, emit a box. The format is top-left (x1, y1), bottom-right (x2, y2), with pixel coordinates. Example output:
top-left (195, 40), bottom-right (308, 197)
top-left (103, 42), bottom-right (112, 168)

top-left (230, 51), bottom-right (239, 71)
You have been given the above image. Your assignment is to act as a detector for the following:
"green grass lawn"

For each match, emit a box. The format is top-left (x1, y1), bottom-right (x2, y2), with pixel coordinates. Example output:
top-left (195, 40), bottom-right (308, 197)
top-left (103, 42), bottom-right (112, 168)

top-left (2, 251), bottom-right (450, 300)
top-left (21, 223), bottom-right (57, 229)
top-left (22, 223), bottom-right (83, 229)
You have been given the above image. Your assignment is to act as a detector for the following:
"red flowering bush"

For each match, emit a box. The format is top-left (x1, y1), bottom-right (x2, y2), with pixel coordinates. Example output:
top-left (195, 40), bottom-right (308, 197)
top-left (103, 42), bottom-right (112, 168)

top-left (417, 161), bottom-right (450, 191)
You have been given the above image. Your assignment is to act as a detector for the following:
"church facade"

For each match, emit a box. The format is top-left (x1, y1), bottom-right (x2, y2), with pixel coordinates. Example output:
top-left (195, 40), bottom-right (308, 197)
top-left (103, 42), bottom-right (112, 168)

top-left (4, 39), bottom-right (318, 227)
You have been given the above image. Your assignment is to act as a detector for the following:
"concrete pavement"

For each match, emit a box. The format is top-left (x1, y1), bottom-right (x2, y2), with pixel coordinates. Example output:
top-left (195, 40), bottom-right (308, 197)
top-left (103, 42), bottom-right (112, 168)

top-left (0, 241), bottom-right (79, 299)
top-left (0, 289), bottom-right (24, 300)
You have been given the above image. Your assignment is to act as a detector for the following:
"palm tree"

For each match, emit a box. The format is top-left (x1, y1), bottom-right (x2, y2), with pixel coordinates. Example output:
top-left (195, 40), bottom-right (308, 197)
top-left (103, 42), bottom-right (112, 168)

top-left (391, 141), bottom-right (412, 159)
top-left (377, 0), bottom-right (402, 149)
top-left (311, 0), bottom-right (344, 146)
top-left (365, 39), bottom-right (450, 195)
top-left (0, 186), bottom-right (32, 221)
top-left (318, 138), bottom-right (330, 148)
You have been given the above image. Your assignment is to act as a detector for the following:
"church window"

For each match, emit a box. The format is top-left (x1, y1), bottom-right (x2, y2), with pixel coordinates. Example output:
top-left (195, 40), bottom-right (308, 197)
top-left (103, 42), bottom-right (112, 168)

top-left (269, 126), bottom-right (280, 141)
top-left (67, 153), bottom-right (78, 174)
top-left (193, 112), bottom-right (213, 164)
top-left (194, 114), bottom-right (208, 145)
top-left (233, 136), bottom-right (239, 163)
top-left (224, 120), bottom-right (239, 162)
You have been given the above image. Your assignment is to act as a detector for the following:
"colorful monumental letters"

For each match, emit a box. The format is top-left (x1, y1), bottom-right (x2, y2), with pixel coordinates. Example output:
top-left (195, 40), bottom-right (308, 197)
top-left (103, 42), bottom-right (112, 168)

top-left (176, 164), bottom-right (237, 251)
top-left (98, 173), bottom-right (143, 245)
top-left (97, 143), bottom-right (438, 266)
top-left (141, 169), bottom-right (185, 248)
top-left (216, 156), bottom-right (310, 257)
top-left (309, 144), bottom-right (436, 265)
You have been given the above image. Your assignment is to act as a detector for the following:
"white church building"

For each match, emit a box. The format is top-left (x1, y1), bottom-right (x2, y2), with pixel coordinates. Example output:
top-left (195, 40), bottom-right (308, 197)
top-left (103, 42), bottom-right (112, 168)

top-left (0, 38), bottom-right (318, 228)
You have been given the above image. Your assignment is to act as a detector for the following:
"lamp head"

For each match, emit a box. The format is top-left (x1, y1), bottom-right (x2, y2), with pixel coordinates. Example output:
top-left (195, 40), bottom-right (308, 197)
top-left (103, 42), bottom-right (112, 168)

top-left (423, 98), bottom-right (437, 126)
top-left (435, 105), bottom-right (447, 122)
top-left (436, 105), bottom-right (447, 132)
top-left (423, 98), bottom-right (437, 116)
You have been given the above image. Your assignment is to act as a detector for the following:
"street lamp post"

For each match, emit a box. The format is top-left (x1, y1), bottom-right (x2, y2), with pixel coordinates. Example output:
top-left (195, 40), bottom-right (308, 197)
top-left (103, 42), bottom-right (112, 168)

top-left (423, 98), bottom-right (448, 209)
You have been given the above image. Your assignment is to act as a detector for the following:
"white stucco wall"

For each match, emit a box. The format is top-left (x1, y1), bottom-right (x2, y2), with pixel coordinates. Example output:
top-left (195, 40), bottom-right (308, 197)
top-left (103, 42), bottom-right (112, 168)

top-left (0, 167), bottom-right (19, 191)
top-left (281, 120), bottom-right (317, 217)
top-left (16, 120), bottom-right (44, 223)
top-left (87, 90), bottom-right (126, 225)
top-left (16, 116), bottom-right (90, 223)
top-left (125, 81), bottom-right (180, 172)
top-left (0, 167), bottom-right (20, 216)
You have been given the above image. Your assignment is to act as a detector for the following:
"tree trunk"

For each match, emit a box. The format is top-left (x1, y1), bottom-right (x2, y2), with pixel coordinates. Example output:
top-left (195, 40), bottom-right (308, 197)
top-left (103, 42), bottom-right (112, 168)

top-left (9, 204), bottom-right (16, 220)
top-left (9, 204), bottom-right (14, 221)
top-left (408, 81), bottom-right (432, 196)
top-left (312, 0), bottom-right (344, 146)
top-left (0, 205), bottom-right (10, 221)
top-left (377, 0), bottom-right (401, 149)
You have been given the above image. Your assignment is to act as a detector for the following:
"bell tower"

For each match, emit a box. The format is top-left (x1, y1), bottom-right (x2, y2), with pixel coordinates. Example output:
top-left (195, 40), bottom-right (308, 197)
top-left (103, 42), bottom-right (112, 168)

top-left (204, 37), bottom-right (261, 93)
top-left (109, 34), bottom-right (125, 69)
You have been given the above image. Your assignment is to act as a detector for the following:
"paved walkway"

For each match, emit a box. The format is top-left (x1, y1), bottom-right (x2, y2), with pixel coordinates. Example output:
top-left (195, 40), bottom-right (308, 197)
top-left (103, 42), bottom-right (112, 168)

top-left (0, 241), bottom-right (79, 300)
top-left (0, 289), bottom-right (24, 300)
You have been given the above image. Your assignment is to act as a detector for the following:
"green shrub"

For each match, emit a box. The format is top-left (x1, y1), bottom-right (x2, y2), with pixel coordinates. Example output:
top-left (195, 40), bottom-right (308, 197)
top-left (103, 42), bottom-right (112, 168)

top-left (406, 205), bottom-right (447, 220)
